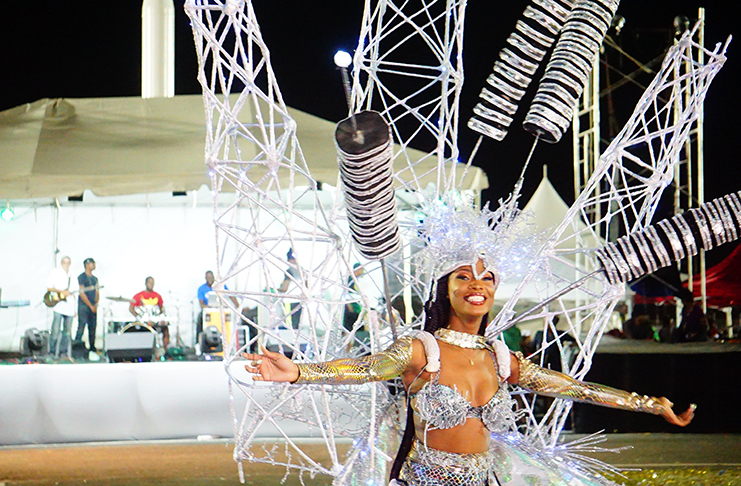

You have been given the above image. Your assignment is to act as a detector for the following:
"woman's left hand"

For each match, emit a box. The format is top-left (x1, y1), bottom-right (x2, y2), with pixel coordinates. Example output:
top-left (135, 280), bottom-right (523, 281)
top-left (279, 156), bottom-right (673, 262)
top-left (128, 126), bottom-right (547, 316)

top-left (659, 397), bottom-right (696, 427)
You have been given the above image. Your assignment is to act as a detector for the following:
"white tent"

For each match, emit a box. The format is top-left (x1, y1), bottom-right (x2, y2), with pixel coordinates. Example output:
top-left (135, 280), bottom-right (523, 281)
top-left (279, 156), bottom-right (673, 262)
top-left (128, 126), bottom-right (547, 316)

top-left (0, 95), bottom-right (488, 199)
top-left (0, 95), bottom-right (489, 352)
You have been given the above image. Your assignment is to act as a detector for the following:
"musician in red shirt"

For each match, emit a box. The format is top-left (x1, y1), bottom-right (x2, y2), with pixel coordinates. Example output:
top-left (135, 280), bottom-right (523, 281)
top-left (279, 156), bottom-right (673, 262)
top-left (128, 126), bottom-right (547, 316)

top-left (129, 276), bottom-right (169, 348)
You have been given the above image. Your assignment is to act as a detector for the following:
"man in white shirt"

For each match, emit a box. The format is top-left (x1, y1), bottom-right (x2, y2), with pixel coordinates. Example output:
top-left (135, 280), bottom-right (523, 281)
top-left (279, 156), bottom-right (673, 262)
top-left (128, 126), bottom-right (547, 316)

top-left (45, 256), bottom-right (78, 358)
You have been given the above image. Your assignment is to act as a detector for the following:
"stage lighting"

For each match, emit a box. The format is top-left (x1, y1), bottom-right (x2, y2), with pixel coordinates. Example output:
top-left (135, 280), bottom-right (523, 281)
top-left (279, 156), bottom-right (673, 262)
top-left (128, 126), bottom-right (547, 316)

top-left (674, 15), bottom-right (690, 36)
top-left (21, 328), bottom-right (48, 356)
top-left (334, 50), bottom-right (352, 68)
top-left (25, 329), bottom-right (44, 351)
top-left (0, 205), bottom-right (14, 222)
top-left (611, 15), bottom-right (625, 35)
top-left (199, 325), bottom-right (223, 354)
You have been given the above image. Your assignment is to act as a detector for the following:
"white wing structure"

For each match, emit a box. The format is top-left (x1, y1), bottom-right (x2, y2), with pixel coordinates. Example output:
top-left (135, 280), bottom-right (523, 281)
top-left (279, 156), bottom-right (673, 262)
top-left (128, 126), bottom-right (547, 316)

top-left (351, 0), bottom-right (468, 195)
top-left (185, 0), bottom-right (729, 483)
top-left (184, 0), bottom-right (477, 483)
top-left (184, 1), bottom-right (385, 483)
top-left (487, 27), bottom-right (730, 451)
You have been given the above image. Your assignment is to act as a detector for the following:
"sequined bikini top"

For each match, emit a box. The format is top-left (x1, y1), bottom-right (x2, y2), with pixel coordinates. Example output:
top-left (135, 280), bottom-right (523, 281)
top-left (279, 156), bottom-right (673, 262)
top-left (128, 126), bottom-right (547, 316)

top-left (409, 330), bottom-right (518, 434)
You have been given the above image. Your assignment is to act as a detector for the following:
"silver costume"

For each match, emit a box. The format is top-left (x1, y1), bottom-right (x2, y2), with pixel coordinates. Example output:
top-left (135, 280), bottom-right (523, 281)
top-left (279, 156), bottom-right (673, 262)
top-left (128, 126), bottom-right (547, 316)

top-left (294, 330), bottom-right (662, 485)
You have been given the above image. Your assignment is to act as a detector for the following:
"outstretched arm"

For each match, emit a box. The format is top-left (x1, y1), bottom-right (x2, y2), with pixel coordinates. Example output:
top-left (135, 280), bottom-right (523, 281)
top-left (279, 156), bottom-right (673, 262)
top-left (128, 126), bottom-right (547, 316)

top-left (244, 336), bottom-right (414, 385)
top-left (508, 352), bottom-right (695, 427)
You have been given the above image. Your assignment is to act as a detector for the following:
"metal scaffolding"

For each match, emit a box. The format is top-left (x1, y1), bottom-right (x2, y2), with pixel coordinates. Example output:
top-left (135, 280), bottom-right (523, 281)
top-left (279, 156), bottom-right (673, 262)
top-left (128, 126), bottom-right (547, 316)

top-left (573, 10), bottom-right (707, 309)
top-left (673, 8), bottom-right (707, 311)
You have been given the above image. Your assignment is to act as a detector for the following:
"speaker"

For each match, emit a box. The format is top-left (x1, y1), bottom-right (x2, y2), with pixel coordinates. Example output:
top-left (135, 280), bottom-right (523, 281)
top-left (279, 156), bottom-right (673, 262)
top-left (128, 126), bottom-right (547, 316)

top-left (71, 339), bottom-right (88, 360)
top-left (105, 333), bottom-right (155, 362)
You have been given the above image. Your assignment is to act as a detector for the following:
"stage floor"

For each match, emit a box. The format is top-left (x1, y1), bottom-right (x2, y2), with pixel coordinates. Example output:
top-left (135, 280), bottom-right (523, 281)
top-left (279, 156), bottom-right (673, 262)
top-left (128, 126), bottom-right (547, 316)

top-left (1, 434), bottom-right (739, 486)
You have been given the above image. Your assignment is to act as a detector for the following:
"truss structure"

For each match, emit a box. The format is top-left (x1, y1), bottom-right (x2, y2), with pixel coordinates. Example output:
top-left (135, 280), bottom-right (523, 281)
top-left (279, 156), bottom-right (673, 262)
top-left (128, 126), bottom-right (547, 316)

top-left (490, 26), bottom-right (729, 449)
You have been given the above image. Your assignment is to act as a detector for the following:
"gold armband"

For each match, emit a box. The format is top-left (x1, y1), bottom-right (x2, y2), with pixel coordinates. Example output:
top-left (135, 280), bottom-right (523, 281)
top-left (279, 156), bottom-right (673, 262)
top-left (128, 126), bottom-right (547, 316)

top-left (515, 352), bottom-right (664, 415)
top-left (294, 336), bottom-right (413, 385)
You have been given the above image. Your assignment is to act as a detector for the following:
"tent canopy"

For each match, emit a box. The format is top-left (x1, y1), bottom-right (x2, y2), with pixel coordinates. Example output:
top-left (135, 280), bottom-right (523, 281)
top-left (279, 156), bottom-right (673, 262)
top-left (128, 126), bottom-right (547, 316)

top-left (690, 243), bottom-right (741, 307)
top-left (0, 95), bottom-right (488, 200)
top-left (522, 165), bottom-right (601, 251)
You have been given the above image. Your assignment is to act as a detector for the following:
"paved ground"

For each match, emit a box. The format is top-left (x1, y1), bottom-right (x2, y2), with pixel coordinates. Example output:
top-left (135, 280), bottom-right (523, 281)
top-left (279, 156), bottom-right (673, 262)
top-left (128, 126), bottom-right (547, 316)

top-left (1, 434), bottom-right (739, 486)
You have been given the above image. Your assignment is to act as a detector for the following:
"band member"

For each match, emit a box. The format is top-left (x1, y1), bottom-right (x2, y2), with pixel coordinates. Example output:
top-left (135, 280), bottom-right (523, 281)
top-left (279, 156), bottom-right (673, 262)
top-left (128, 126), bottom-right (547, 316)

top-left (75, 258), bottom-right (99, 353)
top-left (45, 256), bottom-right (78, 358)
top-left (197, 271), bottom-right (252, 350)
top-left (197, 271), bottom-right (217, 308)
top-left (130, 276), bottom-right (169, 349)
top-left (196, 270), bottom-right (218, 338)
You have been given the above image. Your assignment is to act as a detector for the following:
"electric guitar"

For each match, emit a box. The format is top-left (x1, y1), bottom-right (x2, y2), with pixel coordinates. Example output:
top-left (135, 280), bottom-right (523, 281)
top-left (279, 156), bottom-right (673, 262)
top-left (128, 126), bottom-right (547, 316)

top-left (43, 285), bottom-right (103, 308)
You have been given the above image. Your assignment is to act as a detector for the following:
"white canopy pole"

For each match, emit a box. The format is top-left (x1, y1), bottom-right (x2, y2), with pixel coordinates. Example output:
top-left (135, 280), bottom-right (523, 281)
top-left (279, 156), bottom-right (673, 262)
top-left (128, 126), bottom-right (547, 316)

top-left (142, 0), bottom-right (175, 98)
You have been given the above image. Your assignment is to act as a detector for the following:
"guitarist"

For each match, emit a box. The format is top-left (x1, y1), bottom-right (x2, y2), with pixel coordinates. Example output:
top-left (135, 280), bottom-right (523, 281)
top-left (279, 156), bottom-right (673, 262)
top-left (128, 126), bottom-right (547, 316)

top-left (75, 258), bottom-right (100, 353)
top-left (45, 256), bottom-right (78, 358)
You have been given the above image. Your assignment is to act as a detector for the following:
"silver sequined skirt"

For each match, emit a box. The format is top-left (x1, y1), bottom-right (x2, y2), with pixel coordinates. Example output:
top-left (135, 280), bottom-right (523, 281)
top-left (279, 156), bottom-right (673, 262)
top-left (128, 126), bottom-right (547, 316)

top-left (398, 440), bottom-right (502, 486)
top-left (396, 437), bottom-right (616, 486)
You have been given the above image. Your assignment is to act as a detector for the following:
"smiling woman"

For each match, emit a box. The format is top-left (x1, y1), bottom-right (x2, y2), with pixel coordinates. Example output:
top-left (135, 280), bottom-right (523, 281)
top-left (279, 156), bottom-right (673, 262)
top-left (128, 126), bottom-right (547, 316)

top-left (243, 259), bottom-right (695, 485)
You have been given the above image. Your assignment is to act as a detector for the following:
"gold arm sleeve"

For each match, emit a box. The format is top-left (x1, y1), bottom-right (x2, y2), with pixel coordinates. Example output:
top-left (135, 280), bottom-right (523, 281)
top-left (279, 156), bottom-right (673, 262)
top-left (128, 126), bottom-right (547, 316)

top-left (515, 352), bottom-right (665, 415)
top-left (294, 336), bottom-right (413, 385)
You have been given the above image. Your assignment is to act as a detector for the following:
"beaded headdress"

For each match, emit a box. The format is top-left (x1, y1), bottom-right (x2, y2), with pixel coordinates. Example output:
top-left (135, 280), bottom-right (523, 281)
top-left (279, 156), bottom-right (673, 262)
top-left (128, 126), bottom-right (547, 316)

top-left (414, 191), bottom-right (543, 287)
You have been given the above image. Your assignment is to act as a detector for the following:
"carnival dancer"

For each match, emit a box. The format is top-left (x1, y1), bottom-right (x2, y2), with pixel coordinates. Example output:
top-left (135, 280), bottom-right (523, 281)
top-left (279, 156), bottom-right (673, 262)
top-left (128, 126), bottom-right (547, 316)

top-left (244, 258), bottom-right (695, 485)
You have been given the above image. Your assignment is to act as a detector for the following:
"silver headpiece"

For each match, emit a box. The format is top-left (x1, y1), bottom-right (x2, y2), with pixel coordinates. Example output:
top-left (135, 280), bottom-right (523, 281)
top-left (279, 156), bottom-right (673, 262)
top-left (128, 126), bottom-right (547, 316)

top-left (414, 191), bottom-right (542, 286)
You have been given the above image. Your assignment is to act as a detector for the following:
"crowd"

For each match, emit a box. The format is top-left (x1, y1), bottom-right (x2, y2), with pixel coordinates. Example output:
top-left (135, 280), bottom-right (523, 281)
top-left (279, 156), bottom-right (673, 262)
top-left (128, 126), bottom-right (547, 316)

top-left (615, 291), bottom-right (739, 343)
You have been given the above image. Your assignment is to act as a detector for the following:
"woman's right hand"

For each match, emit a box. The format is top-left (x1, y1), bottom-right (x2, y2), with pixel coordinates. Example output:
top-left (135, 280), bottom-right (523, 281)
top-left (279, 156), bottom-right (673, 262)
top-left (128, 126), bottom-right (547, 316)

top-left (243, 346), bottom-right (299, 383)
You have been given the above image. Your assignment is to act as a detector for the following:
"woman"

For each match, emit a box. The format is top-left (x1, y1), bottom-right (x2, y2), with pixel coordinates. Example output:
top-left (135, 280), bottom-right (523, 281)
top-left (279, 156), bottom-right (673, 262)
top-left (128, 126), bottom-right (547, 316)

top-left (244, 260), bottom-right (695, 485)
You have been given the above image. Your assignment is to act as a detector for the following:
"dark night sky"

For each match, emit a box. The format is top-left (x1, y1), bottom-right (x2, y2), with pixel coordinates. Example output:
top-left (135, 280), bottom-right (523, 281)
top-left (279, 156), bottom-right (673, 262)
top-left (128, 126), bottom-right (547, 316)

top-left (2, 1), bottom-right (739, 261)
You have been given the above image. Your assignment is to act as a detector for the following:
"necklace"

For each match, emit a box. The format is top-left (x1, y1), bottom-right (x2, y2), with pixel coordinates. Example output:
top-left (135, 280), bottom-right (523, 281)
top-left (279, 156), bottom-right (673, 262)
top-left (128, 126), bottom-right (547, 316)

top-left (434, 328), bottom-right (487, 366)
top-left (434, 328), bottom-right (488, 349)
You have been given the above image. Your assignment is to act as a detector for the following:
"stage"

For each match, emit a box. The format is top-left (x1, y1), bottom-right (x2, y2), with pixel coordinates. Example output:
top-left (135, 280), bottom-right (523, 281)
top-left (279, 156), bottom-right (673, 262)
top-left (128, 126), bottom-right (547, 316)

top-left (2, 338), bottom-right (740, 446)
top-left (1, 435), bottom-right (740, 486)
top-left (574, 337), bottom-right (741, 433)
top-left (0, 360), bottom-right (356, 446)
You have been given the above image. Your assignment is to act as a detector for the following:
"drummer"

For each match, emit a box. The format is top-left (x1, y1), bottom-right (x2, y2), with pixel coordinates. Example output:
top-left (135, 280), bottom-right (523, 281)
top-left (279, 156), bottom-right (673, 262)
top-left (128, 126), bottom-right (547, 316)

top-left (129, 276), bottom-right (169, 349)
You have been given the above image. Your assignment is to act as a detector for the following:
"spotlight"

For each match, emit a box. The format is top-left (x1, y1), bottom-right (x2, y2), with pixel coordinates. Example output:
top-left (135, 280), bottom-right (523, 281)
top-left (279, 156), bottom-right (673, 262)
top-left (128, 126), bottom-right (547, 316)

top-left (199, 325), bottom-right (223, 354)
top-left (611, 15), bottom-right (626, 35)
top-left (21, 328), bottom-right (48, 355)
top-left (25, 329), bottom-right (44, 351)
top-left (673, 15), bottom-right (690, 37)
top-left (334, 50), bottom-right (352, 68)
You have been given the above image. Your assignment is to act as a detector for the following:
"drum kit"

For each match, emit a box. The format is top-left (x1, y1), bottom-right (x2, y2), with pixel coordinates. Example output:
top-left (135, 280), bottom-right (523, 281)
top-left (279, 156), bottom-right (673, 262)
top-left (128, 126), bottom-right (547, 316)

top-left (103, 296), bottom-right (182, 360)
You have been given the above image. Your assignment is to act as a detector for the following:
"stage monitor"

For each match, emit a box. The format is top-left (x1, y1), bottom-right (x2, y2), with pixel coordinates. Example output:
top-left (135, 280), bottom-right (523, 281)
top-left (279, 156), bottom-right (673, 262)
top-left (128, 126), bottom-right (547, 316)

top-left (105, 333), bottom-right (155, 363)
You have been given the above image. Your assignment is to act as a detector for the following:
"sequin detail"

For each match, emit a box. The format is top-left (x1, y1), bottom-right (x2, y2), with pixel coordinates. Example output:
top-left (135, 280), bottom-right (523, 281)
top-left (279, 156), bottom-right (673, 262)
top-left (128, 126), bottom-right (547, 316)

top-left (398, 440), bottom-right (503, 486)
top-left (515, 352), bottom-right (664, 414)
top-left (294, 336), bottom-right (413, 385)
top-left (413, 379), bottom-right (518, 433)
